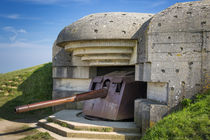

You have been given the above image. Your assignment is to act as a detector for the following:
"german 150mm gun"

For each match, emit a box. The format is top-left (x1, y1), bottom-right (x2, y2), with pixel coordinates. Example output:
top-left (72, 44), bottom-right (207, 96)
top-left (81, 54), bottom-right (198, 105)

top-left (15, 71), bottom-right (146, 120)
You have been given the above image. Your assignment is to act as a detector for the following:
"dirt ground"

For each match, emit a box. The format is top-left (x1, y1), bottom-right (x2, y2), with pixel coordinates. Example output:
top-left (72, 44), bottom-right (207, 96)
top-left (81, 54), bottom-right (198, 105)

top-left (0, 119), bottom-right (38, 140)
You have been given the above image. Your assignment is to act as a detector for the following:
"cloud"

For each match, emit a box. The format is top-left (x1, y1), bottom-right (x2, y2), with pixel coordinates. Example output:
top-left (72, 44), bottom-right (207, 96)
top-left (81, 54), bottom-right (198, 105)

top-left (0, 13), bottom-right (40, 20)
top-left (0, 14), bottom-right (21, 19)
top-left (6, 14), bottom-right (20, 19)
top-left (3, 26), bottom-right (27, 42)
top-left (18, 29), bottom-right (27, 33)
top-left (0, 41), bottom-right (48, 48)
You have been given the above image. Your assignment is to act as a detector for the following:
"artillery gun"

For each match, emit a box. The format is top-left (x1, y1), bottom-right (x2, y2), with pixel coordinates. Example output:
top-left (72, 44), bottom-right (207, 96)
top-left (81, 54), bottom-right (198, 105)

top-left (15, 71), bottom-right (146, 120)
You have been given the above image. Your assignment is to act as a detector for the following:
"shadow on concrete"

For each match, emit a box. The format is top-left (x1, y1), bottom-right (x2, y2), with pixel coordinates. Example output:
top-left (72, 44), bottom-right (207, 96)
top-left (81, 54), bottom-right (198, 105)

top-left (0, 63), bottom-right (53, 123)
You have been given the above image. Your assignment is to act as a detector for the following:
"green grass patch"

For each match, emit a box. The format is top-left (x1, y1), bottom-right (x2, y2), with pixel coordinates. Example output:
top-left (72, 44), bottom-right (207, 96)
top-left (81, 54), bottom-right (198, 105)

top-left (47, 118), bottom-right (69, 128)
top-left (90, 127), bottom-right (112, 132)
top-left (47, 117), bottom-right (53, 122)
top-left (19, 132), bottom-right (54, 140)
top-left (141, 90), bottom-right (210, 140)
top-left (74, 127), bottom-right (113, 132)
top-left (57, 121), bottom-right (69, 128)
top-left (0, 63), bottom-right (53, 120)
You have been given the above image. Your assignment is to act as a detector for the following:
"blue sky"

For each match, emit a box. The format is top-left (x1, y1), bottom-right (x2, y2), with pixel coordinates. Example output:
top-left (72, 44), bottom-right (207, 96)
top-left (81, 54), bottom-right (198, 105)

top-left (0, 0), bottom-right (198, 73)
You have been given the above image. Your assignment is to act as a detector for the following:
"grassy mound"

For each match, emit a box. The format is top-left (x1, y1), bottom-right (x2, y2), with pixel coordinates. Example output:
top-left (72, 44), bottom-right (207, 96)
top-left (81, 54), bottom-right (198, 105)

top-left (142, 90), bottom-right (210, 140)
top-left (0, 63), bottom-right (53, 120)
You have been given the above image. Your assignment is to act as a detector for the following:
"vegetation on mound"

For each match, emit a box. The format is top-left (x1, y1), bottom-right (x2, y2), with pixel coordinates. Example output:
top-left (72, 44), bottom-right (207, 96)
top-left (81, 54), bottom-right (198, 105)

top-left (142, 90), bottom-right (210, 140)
top-left (0, 63), bottom-right (53, 120)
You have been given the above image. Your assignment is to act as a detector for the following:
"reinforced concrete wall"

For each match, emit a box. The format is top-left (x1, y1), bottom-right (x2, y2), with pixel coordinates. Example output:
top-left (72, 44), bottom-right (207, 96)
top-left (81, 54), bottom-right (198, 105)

top-left (134, 0), bottom-right (210, 133)
top-left (52, 42), bottom-right (96, 111)
top-left (52, 12), bottom-right (152, 111)
top-left (136, 0), bottom-right (210, 107)
top-left (52, 2), bottom-right (210, 134)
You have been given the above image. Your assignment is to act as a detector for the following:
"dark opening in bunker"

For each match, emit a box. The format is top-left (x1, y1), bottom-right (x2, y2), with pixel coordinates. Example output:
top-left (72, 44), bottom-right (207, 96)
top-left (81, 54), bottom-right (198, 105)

top-left (95, 65), bottom-right (147, 99)
top-left (96, 66), bottom-right (135, 76)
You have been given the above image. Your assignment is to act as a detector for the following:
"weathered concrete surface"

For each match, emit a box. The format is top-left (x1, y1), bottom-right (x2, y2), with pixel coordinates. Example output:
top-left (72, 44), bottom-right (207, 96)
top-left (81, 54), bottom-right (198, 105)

top-left (52, 40), bottom-right (96, 111)
top-left (51, 0), bottom-right (210, 135)
top-left (64, 40), bottom-right (138, 66)
top-left (53, 66), bottom-right (96, 79)
top-left (147, 82), bottom-right (168, 104)
top-left (134, 99), bottom-right (168, 134)
top-left (38, 110), bottom-right (141, 139)
top-left (52, 42), bottom-right (72, 67)
top-left (56, 12), bottom-right (153, 46)
top-left (38, 126), bottom-right (106, 140)
top-left (52, 13), bottom-right (151, 112)
top-left (136, 0), bottom-right (210, 108)
top-left (53, 78), bottom-right (91, 91)
top-left (0, 119), bottom-right (107, 140)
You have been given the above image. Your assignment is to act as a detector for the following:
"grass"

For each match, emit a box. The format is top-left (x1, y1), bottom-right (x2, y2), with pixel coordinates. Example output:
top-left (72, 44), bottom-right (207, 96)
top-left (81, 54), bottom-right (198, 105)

top-left (141, 90), bottom-right (210, 140)
top-left (20, 132), bottom-right (54, 140)
top-left (0, 63), bottom-right (53, 120)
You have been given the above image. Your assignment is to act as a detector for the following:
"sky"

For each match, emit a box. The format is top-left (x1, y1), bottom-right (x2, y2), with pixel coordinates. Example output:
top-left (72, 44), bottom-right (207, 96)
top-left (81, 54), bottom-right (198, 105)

top-left (0, 0), bottom-right (198, 73)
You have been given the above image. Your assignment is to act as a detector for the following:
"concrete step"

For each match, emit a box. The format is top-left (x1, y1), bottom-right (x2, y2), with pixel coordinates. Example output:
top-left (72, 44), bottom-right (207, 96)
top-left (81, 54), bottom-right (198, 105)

top-left (38, 110), bottom-right (141, 140)
top-left (46, 110), bottom-right (140, 133)
top-left (38, 119), bottom-right (141, 140)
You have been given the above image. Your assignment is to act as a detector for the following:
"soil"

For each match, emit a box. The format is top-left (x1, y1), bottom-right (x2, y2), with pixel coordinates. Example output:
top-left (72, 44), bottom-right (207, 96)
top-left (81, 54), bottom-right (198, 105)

top-left (0, 119), bottom-right (37, 140)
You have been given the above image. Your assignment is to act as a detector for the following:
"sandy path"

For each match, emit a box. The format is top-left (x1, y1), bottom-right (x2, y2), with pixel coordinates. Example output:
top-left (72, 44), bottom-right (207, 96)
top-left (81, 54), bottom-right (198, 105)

top-left (0, 119), bottom-right (37, 140)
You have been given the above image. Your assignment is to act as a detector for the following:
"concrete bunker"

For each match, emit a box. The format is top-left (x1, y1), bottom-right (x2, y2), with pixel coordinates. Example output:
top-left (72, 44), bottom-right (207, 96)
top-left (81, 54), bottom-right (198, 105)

top-left (52, 12), bottom-right (153, 112)
top-left (51, 0), bottom-right (210, 135)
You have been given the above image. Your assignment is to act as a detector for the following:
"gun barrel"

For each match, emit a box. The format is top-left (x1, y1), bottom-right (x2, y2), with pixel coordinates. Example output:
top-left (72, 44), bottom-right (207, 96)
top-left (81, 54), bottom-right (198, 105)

top-left (15, 88), bottom-right (108, 113)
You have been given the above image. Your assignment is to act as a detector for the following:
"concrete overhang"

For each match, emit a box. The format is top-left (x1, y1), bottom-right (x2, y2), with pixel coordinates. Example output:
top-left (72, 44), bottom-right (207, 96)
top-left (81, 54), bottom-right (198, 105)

top-left (55, 12), bottom-right (153, 66)
top-left (56, 12), bottom-right (153, 47)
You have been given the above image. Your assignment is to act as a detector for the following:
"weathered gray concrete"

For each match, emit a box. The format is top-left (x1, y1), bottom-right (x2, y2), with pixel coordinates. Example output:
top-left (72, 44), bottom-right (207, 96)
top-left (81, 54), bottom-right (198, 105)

top-left (51, 0), bottom-right (210, 136)
top-left (56, 12), bottom-right (153, 46)
top-left (136, 0), bottom-right (210, 108)
top-left (38, 110), bottom-right (141, 139)
top-left (0, 119), bottom-right (107, 140)
top-left (53, 66), bottom-right (96, 79)
top-left (63, 40), bottom-right (138, 66)
top-left (147, 82), bottom-right (169, 104)
top-left (134, 99), bottom-right (168, 134)
top-left (52, 42), bottom-right (72, 67)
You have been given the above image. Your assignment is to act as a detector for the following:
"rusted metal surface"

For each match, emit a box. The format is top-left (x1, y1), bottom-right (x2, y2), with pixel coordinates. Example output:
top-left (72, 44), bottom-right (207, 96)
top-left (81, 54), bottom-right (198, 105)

top-left (15, 88), bottom-right (108, 113)
top-left (15, 70), bottom-right (147, 121)
top-left (83, 71), bottom-right (147, 120)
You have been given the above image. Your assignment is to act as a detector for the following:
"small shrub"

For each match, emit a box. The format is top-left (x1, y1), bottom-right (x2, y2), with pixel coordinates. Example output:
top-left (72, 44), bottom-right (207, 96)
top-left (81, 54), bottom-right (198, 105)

top-left (181, 98), bottom-right (192, 107)
top-left (102, 127), bottom-right (112, 132)
top-left (20, 132), bottom-right (54, 140)
top-left (58, 121), bottom-right (68, 128)
top-left (47, 118), bottom-right (53, 122)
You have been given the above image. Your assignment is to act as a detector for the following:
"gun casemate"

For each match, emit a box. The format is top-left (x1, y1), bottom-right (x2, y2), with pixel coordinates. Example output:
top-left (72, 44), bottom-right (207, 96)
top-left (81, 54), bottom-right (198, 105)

top-left (15, 71), bottom-right (146, 120)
